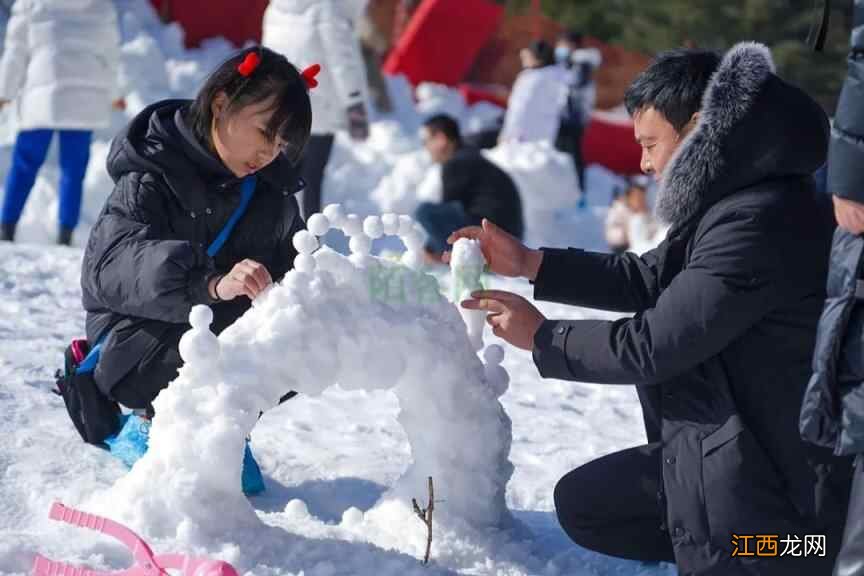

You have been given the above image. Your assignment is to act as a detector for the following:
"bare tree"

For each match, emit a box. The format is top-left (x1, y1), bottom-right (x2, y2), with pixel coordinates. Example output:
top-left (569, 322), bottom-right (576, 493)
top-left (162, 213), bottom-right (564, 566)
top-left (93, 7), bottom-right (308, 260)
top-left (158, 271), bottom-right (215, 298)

top-left (412, 477), bottom-right (434, 565)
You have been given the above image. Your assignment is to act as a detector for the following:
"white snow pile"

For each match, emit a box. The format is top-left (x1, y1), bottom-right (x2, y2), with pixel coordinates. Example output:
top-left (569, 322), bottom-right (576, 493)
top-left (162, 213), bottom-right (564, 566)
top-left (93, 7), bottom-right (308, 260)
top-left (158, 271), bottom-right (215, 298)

top-left (91, 206), bottom-right (525, 574)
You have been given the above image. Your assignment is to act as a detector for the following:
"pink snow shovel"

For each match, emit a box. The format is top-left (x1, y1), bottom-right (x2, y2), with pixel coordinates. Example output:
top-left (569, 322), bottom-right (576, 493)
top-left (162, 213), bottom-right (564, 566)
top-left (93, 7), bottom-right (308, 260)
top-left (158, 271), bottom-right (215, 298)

top-left (32, 502), bottom-right (239, 576)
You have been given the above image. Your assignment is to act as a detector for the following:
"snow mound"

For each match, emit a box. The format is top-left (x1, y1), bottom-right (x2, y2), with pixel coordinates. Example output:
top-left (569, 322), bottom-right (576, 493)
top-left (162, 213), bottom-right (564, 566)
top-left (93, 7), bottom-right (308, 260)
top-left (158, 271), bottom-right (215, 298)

top-left (97, 207), bottom-right (514, 571)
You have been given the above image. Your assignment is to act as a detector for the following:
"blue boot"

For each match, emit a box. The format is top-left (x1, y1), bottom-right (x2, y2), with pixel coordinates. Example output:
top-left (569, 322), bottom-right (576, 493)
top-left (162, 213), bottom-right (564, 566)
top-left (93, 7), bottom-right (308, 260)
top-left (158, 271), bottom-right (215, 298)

top-left (104, 413), bottom-right (151, 468)
top-left (105, 414), bottom-right (265, 496)
top-left (242, 441), bottom-right (266, 496)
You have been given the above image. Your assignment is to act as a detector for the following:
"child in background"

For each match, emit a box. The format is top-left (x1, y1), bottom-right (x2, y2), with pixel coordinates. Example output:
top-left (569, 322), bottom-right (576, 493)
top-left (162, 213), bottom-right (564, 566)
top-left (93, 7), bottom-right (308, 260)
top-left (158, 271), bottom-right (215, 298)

top-left (604, 180), bottom-right (661, 254)
top-left (0, 0), bottom-right (125, 245)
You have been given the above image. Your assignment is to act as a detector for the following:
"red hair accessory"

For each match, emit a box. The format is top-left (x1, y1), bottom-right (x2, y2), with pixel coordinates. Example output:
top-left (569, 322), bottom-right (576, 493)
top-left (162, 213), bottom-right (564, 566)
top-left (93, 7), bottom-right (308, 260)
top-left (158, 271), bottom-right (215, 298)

top-left (237, 52), bottom-right (261, 77)
top-left (301, 64), bottom-right (321, 89)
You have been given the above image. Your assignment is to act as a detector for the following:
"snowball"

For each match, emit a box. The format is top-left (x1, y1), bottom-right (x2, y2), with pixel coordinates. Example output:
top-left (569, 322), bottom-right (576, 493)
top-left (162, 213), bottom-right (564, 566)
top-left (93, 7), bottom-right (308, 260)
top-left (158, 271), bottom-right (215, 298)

top-left (284, 499), bottom-right (310, 520)
top-left (397, 215), bottom-right (414, 236)
top-left (483, 344), bottom-right (506, 366)
top-left (401, 231), bottom-right (424, 252)
top-left (292, 230), bottom-right (319, 255)
top-left (341, 507), bottom-right (364, 527)
top-left (349, 234), bottom-right (372, 256)
top-left (401, 250), bottom-right (425, 271)
top-left (322, 204), bottom-right (346, 227)
top-left (362, 216), bottom-right (383, 239)
top-left (293, 253), bottom-right (317, 274)
top-left (381, 213), bottom-right (399, 235)
top-left (189, 305), bottom-right (213, 330)
top-left (484, 364), bottom-right (510, 397)
top-left (343, 214), bottom-right (362, 237)
top-left (306, 213), bottom-right (330, 237)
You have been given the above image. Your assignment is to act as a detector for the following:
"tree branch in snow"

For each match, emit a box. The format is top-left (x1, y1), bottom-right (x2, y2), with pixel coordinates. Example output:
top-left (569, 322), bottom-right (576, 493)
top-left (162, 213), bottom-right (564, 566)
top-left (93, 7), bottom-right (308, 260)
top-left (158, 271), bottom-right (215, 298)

top-left (411, 476), bottom-right (434, 564)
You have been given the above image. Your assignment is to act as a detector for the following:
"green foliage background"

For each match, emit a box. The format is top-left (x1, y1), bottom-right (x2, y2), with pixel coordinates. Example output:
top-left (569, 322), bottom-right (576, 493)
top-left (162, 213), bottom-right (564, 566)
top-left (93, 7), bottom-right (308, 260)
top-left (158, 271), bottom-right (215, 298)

top-left (496, 0), bottom-right (854, 112)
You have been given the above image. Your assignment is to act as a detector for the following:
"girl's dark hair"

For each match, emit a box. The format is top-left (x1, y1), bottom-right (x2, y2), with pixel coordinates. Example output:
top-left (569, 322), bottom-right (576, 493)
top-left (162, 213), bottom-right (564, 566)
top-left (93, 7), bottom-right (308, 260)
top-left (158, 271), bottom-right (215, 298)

top-left (188, 46), bottom-right (312, 165)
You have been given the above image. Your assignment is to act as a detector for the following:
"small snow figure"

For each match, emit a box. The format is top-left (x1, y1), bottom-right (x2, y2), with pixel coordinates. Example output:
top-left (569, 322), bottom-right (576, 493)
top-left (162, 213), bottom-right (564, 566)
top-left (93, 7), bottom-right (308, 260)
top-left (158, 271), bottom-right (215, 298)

top-left (450, 238), bottom-right (487, 350)
top-left (178, 305), bottom-right (220, 366)
top-left (306, 213), bottom-right (331, 237)
top-left (483, 344), bottom-right (509, 397)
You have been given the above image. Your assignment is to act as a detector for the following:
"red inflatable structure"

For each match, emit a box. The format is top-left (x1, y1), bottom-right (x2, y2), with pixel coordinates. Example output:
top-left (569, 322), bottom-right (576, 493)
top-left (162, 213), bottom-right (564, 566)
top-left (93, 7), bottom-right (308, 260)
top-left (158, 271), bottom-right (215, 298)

top-left (383, 0), bottom-right (504, 86)
top-left (581, 112), bottom-right (643, 176)
top-left (149, 0), bottom-right (267, 48)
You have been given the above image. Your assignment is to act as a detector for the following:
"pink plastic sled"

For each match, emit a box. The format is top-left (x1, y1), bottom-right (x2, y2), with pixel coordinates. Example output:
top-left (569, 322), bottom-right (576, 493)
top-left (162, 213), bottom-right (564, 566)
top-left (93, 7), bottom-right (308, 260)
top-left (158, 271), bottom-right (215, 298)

top-left (32, 502), bottom-right (239, 576)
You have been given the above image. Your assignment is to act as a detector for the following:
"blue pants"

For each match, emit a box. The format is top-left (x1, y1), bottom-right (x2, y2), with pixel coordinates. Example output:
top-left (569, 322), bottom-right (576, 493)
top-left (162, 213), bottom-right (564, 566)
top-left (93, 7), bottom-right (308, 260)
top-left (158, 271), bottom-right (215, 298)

top-left (1, 129), bottom-right (92, 230)
top-left (414, 201), bottom-right (479, 254)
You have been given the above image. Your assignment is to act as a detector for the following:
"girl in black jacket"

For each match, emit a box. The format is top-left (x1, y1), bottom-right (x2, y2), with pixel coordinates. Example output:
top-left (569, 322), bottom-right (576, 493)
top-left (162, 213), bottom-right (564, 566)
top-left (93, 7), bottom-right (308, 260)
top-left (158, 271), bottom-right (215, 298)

top-left (80, 47), bottom-right (312, 414)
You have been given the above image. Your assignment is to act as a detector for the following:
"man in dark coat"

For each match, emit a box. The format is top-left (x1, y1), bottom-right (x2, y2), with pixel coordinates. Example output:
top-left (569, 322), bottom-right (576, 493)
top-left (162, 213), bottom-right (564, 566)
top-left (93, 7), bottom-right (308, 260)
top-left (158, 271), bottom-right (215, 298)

top-left (456, 43), bottom-right (853, 575)
top-left (414, 114), bottom-right (523, 259)
top-left (81, 99), bottom-right (305, 409)
top-left (800, 1), bottom-right (864, 573)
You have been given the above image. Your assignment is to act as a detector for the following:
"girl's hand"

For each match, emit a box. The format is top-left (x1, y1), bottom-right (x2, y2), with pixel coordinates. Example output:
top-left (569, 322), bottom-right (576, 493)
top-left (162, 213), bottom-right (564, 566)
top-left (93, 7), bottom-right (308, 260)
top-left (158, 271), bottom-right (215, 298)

top-left (211, 259), bottom-right (273, 301)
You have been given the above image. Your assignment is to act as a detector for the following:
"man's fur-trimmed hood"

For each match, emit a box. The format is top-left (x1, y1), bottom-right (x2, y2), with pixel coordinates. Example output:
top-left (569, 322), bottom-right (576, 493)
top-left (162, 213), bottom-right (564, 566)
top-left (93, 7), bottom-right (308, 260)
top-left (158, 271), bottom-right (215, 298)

top-left (656, 42), bottom-right (829, 226)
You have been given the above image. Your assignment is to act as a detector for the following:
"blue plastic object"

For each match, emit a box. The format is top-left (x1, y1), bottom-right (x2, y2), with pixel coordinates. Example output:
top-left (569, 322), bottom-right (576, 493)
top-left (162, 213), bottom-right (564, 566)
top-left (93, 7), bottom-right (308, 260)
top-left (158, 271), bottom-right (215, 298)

top-left (241, 442), bottom-right (266, 496)
top-left (104, 413), bottom-right (265, 495)
top-left (104, 413), bottom-right (151, 469)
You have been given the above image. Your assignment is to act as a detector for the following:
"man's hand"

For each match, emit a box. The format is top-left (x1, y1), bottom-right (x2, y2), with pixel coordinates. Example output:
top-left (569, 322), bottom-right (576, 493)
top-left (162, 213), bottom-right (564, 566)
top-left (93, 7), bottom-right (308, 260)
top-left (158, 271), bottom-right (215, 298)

top-left (461, 289), bottom-right (546, 350)
top-left (0, 98), bottom-right (9, 110)
top-left (834, 196), bottom-right (864, 235)
top-left (112, 98), bottom-right (127, 111)
top-left (444, 219), bottom-right (543, 280)
top-left (210, 259), bottom-right (273, 301)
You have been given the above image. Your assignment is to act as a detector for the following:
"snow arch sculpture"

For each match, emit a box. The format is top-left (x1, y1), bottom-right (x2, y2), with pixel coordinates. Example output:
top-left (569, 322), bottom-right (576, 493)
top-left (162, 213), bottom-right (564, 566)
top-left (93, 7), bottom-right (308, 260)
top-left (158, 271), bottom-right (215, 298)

top-left (105, 205), bottom-right (514, 544)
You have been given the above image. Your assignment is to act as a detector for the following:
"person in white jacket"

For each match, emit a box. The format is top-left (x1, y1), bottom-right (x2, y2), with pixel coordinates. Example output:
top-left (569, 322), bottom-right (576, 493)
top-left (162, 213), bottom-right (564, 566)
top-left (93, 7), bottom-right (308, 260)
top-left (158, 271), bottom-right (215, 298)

top-left (0, 0), bottom-right (124, 245)
top-left (499, 40), bottom-right (568, 144)
top-left (263, 0), bottom-right (370, 220)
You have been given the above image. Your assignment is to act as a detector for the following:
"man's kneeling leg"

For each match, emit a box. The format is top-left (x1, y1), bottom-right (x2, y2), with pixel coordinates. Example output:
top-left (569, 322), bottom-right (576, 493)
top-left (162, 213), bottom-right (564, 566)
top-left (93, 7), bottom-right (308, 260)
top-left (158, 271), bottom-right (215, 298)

top-left (553, 442), bottom-right (675, 563)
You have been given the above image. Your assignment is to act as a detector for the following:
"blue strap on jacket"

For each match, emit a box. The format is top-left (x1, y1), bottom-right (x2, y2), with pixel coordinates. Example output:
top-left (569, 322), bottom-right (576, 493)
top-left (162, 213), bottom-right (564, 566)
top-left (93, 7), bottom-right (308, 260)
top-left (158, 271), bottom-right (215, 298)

top-left (77, 175), bottom-right (257, 375)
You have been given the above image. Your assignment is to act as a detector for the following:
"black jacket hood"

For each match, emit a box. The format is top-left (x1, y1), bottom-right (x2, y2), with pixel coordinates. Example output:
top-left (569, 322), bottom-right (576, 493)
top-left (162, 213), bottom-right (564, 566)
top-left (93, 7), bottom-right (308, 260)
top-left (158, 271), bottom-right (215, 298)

top-left (657, 42), bottom-right (830, 226)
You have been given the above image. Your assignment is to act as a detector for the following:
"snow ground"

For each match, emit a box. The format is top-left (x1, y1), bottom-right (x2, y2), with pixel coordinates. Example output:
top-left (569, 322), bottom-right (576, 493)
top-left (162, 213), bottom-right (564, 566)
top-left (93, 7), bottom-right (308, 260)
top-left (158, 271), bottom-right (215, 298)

top-left (0, 3), bottom-right (673, 575)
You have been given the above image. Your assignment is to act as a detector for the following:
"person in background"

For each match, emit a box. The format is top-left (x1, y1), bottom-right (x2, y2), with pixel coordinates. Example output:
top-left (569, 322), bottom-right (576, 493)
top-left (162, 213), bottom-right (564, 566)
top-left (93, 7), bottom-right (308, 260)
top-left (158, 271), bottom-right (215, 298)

top-left (0, 0), bottom-right (125, 245)
top-left (554, 30), bottom-right (602, 193)
top-left (604, 180), bottom-right (661, 254)
top-left (415, 114), bottom-right (522, 262)
top-left (604, 191), bottom-right (630, 254)
top-left (357, 1), bottom-right (393, 114)
top-left (800, 1), bottom-right (864, 574)
top-left (263, 0), bottom-right (370, 221)
top-left (498, 40), bottom-right (568, 145)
